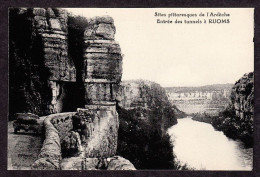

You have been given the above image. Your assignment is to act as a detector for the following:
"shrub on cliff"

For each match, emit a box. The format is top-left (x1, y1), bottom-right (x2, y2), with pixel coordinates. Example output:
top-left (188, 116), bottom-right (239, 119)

top-left (211, 72), bottom-right (254, 147)
top-left (212, 106), bottom-right (238, 138)
top-left (116, 106), bottom-right (175, 169)
top-left (212, 107), bottom-right (253, 146)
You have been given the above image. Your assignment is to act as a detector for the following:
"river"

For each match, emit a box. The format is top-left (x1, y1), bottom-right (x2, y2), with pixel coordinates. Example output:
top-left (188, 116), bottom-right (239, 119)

top-left (167, 117), bottom-right (253, 170)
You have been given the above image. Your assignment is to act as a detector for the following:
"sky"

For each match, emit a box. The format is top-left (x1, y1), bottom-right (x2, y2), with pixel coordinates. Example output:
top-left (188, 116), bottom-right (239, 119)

top-left (66, 8), bottom-right (254, 87)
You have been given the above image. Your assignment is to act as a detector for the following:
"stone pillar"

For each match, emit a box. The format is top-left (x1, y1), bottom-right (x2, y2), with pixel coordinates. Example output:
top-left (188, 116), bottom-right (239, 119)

top-left (83, 16), bottom-right (123, 105)
top-left (73, 16), bottom-right (123, 158)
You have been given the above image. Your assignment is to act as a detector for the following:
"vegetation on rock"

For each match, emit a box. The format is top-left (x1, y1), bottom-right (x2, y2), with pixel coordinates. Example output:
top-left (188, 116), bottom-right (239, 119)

top-left (212, 72), bottom-right (254, 147)
top-left (116, 106), bottom-right (175, 169)
top-left (191, 112), bottom-right (216, 124)
top-left (116, 80), bottom-right (184, 169)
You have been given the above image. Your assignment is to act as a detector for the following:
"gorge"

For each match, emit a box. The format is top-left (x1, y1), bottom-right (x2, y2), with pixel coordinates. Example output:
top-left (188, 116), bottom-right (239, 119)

top-left (166, 72), bottom-right (254, 170)
top-left (166, 72), bottom-right (254, 147)
top-left (8, 7), bottom-right (254, 171)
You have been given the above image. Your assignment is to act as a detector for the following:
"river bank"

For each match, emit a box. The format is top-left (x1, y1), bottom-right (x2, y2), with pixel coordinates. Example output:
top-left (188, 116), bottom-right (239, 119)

top-left (190, 112), bottom-right (216, 123)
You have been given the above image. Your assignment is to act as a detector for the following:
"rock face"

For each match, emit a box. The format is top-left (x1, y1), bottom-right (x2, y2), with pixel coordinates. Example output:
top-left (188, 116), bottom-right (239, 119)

top-left (9, 8), bottom-right (78, 117)
top-left (32, 8), bottom-right (76, 82)
top-left (106, 156), bottom-right (136, 170)
top-left (231, 72), bottom-right (254, 120)
top-left (116, 80), bottom-right (177, 169)
top-left (212, 72), bottom-right (254, 146)
top-left (76, 106), bottom-right (119, 158)
top-left (118, 80), bottom-right (168, 108)
top-left (32, 8), bottom-right (77, 114)
top-left (165, 84), bottom-right (232, 115)
top-left (9, 10), bottom-right (122, 116)
top-left (117, 80), bottom-right (179, 127)
top-left (30, 14), bottom-right (135, 170)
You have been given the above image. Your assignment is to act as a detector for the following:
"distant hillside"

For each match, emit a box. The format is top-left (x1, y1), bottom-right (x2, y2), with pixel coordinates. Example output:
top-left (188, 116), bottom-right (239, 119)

top-left (165, 84), bottom-right (233, 115)
top-left (165, 84), bottom-right (233, 93)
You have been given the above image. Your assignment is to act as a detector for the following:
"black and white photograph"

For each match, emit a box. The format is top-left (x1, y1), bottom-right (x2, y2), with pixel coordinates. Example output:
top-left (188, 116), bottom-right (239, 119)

top-left (8, 8), bottom-right (254, 170)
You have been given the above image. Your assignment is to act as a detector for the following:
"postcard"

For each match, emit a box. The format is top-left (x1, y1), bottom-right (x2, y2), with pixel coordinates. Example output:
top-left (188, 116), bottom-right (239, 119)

top-left (8, 7), bottom-right (254, 171)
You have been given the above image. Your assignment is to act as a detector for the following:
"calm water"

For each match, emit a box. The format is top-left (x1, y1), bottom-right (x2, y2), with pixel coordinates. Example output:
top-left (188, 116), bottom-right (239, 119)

top-left (167, 117), bottom-right (253, 170)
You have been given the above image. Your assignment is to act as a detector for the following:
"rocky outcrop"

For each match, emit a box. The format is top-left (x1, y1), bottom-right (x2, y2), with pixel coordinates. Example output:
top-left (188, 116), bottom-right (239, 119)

top-left (118, 80), bottom-right (167, 109)
top-left (116, 80), bottom-right (177, 169)
top-left (106, 156), bottom-right (136, 170)
top-left (32, 8), bottom-right (77, 113)
top-left (117, 80), bottom-right (178, 128)
top-left (77, 16), bottom-right (122, 159)
top-left (231, 72), bottom-right (254, 120)
top-left (212, 72), bottom-right (254, 146)
top-left (72, 16), bottom-right (123, 160)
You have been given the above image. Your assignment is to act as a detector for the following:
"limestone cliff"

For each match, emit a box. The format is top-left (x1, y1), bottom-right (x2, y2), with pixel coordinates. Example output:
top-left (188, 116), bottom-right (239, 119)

top-left (117, 80), bottom-right (179, 128)
top-left (116, 80), bottom-right (178, 169)
top-left (165, 84), bottom-right (232, 115)
top-left (117, 80), bottom-right (186, 126)
top-left (212, 72), bottom-right (254, 146)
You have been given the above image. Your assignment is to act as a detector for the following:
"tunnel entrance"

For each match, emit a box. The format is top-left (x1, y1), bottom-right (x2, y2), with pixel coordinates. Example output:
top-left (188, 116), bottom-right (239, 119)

top-left (50, 81), bottom-right (85, 113)
top-left (61, 82), bottom-right (85, 112)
